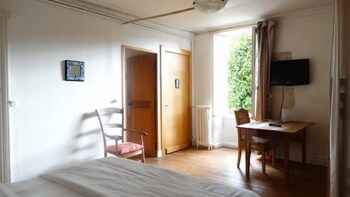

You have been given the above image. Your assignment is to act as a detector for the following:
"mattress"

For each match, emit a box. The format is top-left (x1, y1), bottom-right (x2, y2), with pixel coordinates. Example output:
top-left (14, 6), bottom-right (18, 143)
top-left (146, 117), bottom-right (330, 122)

top-left (1, 157), bottom-right (259, 197)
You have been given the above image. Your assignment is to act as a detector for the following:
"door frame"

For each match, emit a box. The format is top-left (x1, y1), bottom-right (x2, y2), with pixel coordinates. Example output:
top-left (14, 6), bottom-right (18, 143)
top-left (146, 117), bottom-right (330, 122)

top-left (121, 45), bottom-right (160, 157)
top-left (160, 46), bottom-right (192, 155)
top-left (0, 13), bottom-right (11, 183)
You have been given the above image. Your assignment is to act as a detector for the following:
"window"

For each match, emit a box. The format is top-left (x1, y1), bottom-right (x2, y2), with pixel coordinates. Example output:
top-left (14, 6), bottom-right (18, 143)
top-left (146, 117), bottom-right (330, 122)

top-left (213, 27), bottom-right (254, 146)
top-left (214, 27), bottom-right (253, 113)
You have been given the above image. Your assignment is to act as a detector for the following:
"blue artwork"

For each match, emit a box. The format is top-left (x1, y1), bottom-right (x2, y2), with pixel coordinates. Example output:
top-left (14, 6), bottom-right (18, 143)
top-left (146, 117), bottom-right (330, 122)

top-left (65, 60), bottom-right (85, 81)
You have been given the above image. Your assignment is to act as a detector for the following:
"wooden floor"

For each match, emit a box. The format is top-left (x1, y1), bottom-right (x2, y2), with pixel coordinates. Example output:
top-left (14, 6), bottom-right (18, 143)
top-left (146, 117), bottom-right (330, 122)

top-left (147, 148), bottom-right (327, 197)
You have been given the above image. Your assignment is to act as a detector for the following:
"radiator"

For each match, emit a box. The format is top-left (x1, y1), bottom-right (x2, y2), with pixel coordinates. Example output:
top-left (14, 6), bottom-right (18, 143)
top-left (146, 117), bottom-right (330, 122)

top-left (194, 105), bottom-right (213, 150)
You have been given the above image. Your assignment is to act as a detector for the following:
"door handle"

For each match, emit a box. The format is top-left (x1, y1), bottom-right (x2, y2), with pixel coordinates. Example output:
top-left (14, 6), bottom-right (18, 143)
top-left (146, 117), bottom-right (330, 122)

top-left (8, 101), bottom-right (16, 107)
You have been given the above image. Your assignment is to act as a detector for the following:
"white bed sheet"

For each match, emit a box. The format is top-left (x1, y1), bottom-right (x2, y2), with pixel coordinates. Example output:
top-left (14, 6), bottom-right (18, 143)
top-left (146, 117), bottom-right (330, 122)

top-left (2, 157), bottom-right (259, 197)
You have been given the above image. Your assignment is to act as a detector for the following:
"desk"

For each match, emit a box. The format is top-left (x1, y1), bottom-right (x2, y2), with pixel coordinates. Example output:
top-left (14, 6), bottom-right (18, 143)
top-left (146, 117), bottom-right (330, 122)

top-left (237, 121), bottom-right (312, 180)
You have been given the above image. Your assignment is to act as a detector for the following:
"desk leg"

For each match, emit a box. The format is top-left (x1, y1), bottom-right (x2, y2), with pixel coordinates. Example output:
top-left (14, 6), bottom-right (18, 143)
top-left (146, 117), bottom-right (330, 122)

top-left (283, 135), bottom-right (290, 181)
top-left (245, 130), bottom-right (250, 180)
top-left (302, 129), bottom-right (306, 165)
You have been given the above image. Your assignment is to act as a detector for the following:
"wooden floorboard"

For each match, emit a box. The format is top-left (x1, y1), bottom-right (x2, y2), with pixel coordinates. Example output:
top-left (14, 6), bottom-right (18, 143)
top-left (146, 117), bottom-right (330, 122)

top-left (146, 148), bottom-right (327, 197)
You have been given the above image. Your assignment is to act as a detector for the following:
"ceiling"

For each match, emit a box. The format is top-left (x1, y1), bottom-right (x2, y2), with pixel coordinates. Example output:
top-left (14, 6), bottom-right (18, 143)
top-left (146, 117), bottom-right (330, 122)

top-left (83, 0), bottom-right (331, 33)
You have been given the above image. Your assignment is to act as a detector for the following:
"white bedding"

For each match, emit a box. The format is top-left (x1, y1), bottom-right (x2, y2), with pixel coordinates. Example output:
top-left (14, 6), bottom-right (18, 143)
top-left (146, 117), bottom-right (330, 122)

top-left (2, 157), bottom-right (259, 197)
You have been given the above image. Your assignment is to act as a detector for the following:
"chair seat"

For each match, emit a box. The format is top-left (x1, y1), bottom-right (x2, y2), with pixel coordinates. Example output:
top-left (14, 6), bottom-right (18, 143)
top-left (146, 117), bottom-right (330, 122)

top-left (107, 142), bottom-right (144, 155)
top-left (239, 136), bottom-right (276, 151)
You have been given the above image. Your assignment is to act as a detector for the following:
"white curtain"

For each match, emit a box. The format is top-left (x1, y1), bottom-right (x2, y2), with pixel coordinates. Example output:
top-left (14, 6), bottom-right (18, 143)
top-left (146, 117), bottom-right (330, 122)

top-left (329, 0), bottom-right (344, 196)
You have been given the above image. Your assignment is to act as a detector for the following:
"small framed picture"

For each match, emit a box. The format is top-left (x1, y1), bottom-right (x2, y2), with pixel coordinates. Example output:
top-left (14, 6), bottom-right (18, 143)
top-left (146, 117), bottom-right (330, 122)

top-left (65, 60), bottom-right (85, 81)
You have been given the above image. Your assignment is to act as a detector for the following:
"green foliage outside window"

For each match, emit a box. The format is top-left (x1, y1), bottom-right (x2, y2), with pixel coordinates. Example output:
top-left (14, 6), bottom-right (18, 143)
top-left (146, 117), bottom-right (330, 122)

top-left (228, 35), bottom-right (253, 110)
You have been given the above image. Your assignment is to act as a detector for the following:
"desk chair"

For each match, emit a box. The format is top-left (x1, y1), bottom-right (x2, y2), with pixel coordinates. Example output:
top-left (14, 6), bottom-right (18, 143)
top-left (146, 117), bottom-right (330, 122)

top-left (235, 109), bottom-right (276, 174)
top-left (96, 108), bottom-right (148, 162)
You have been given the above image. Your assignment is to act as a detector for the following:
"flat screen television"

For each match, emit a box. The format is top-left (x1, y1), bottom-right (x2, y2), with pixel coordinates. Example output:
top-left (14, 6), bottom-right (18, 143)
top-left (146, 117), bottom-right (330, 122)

top-left (270, 59), bottom-right (310, 86)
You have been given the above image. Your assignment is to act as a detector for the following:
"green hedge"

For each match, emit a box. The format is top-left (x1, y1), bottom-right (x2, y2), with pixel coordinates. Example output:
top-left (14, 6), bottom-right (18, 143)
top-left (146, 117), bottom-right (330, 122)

top-left (228, 35), bottom-right (253, 111)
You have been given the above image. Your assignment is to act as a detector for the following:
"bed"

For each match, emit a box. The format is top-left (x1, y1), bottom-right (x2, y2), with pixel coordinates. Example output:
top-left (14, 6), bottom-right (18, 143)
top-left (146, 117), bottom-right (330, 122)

top-left (1, 157), bottom-right (259, 197)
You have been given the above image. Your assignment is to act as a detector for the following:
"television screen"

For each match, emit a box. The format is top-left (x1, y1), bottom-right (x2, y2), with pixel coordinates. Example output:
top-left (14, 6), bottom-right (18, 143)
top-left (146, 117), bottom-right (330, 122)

top-left (270, 59), bottom-right (310, 86)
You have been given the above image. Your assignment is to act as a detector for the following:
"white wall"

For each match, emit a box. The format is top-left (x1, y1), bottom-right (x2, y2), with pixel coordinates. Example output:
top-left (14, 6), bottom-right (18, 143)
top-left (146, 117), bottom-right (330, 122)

top-left (192, 33), bottom-right (218, 144)
top-left (193, 6), bottom-right (332, 165)
top-left (272, 7), bottom-right (332, 165)
top-left (7, 0), bottom-right (191, 182)
top-left (193, 33), bottom-right (213, 106)
top-left (193, 33), bottom-right (231, 147)
top-left (193, 33), bottom-right (237, 147)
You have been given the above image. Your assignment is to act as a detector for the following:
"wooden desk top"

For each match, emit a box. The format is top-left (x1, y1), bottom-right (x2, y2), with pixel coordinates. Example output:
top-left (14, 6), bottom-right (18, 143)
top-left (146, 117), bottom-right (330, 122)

top-left (237, 121), bottom-right (313, 134)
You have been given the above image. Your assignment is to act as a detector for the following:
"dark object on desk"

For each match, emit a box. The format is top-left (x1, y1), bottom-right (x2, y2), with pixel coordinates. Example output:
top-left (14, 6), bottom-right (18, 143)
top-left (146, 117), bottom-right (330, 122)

top-left (269, 122), bottom-right (283, 127)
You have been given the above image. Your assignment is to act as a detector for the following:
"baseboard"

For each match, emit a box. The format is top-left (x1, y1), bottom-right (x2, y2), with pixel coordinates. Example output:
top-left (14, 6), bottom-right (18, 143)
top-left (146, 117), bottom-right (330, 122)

top-left (214, 143), bottom-right (328, 166)
top-left (192, 143), bottom-right (328, 166)
top-left (221, 144), bottom-right (238, 149)
top-left (212, 143), bottom-right (238, 149)
top-left (274, 153), bottom-right (328, 166)
top-left (166, 143), bottom-right (191, 154)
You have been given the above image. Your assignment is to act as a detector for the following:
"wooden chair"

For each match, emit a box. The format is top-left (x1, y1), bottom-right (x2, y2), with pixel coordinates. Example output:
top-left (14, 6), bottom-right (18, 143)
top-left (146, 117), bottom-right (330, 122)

top-left (235, 109), bottom-right (276, 174)
top-left (96, 108), bottom-right (148, 162)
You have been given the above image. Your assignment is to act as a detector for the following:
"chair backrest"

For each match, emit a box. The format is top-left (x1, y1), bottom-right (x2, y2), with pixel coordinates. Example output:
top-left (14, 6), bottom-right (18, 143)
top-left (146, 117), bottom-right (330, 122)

top-left (234, 109), bottom-right (251, 142)
top-left (234, 109), bottom-right (250, 125)
top-left (95, 107), bottom-right (124, 150)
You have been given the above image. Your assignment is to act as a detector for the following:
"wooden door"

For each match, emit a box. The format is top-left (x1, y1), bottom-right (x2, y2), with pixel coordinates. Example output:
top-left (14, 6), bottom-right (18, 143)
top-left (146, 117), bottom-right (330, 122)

top-left (126, 54), bottom-right (157, 157)
top-left (162, 49), bottom-right (192, 154)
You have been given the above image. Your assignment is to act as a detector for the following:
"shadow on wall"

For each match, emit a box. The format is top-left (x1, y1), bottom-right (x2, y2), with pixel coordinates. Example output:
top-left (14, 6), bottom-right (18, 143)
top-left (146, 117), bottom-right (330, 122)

top-left (68, 110), bottom-right (103, 161)
top-left (13, 110), bottom-right (105, 181)
top-left (68, 107), bottom-right (122, 161)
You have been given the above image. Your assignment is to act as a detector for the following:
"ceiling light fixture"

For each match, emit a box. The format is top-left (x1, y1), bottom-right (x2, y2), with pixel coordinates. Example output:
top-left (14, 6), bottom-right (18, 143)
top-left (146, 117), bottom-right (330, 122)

top-left (122, 0), bottom-right (229, 24)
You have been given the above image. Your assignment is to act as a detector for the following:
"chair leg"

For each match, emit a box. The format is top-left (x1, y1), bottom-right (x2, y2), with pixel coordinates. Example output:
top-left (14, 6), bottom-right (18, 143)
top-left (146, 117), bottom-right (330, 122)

top-left (262, 150), bottom-right (266, 174)
top-left (140, 135), bottom-right (146, 163)
top-left (141, 149), bottom-right (146, 163)
top-left (237, 147), bottom-right (242, 168)
top-left (272, 147), bottom-right (276, 167)
top-left (247, 145), bottom-right (251, 167)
